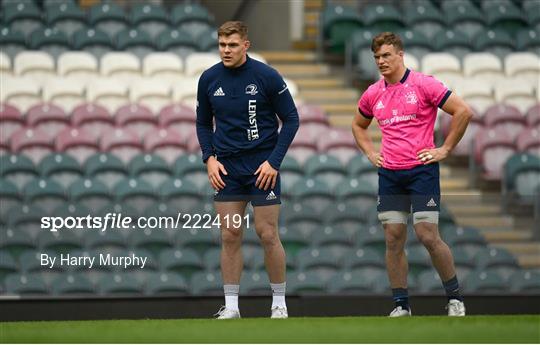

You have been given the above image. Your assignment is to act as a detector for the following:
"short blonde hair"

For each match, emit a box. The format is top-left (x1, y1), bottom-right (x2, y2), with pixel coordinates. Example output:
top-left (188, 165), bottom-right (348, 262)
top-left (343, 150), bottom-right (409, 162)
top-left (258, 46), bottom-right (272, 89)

top-left (218, 21), bottom-right (248, 39)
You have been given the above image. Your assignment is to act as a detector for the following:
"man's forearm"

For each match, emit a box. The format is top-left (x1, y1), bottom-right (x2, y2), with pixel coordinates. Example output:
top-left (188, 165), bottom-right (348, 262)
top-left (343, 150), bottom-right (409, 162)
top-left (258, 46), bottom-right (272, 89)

top-left (442, 108), bottom-right (473, 153)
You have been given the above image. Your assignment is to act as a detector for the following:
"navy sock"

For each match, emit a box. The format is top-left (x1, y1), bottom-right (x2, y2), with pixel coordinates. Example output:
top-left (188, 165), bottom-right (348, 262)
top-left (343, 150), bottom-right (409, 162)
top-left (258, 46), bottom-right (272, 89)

top-left (443, 275), bottom-right (463, 302)
top-left (392, 287), bottom-right (409, 310)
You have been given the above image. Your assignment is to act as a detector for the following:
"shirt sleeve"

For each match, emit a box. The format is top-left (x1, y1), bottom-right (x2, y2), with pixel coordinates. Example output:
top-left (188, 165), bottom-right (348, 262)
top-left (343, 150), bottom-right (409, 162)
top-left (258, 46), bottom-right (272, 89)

top-left (357, 91), bottom-right (373, 119)
top-left (422, 75), bottom-right (452, 109)
top-left (266, 71), bottom-right (300, 170)
top-left (195, 73), bottom-right (215, 163)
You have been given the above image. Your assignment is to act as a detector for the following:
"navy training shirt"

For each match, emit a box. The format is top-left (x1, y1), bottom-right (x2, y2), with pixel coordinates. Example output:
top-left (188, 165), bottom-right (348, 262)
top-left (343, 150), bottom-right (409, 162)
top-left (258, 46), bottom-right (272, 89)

top-left (196, 55), bottom-right (299, 170)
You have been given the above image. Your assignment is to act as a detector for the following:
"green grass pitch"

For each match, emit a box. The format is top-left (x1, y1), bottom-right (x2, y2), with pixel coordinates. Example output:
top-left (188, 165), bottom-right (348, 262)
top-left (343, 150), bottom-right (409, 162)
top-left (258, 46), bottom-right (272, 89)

top-left (1, 315), bottom-right (539, 343)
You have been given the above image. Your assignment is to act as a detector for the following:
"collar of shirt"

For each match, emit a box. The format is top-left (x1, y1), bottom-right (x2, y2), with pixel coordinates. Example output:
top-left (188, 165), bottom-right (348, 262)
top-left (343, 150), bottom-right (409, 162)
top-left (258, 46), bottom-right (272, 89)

top-left (384, 68), bottom-right (410, 88)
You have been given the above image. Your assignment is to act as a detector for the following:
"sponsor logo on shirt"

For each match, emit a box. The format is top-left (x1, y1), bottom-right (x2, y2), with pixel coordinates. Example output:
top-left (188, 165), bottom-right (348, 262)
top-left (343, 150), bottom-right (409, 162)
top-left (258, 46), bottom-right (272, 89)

top-left (247, 100), bottom-right (259, 141)
top-left (245, 84), bottom-right (258, 95)
top-left (379, 114), bottom-right (417, 126)
top-left (214, 87), bottom-right (225, 96)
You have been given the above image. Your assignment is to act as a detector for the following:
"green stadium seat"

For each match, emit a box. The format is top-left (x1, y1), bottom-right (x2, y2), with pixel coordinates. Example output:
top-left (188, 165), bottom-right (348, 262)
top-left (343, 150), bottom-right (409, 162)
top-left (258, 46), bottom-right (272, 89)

top-left (347, 29), bottom-right (380, 80)
top-left (70, 178), bottom-right (111, 211)
top-left (395, 29), bottom-right (433, 61)
top-left (335, 178), bottom-right (377, 216)
top-left (417, 269), bottom-right (444, 293)
top-left (176, 228), bottom-right (220, 258)
top-left (240, 270), bottom-right (270, 295)
top-left (486, 2), bottom-right (527, 35)
top-left (321, 4), bottom-right (362, 54)
top-left (45, 2), bottom-right (86, 38)
top-left (347, 155), bottom-right (378, 186)
top-left (129, 154), bottom-right (172, 189)
top-left (406, 244), bottom-right (432, 278)
top-left (304, 154), bottom-right (347, 189)
top-left (129, 226), bottom-right (173, 259)
top-left (131, 3), bottom-right (169, 39)
top-left (98, 272), bottom-right (144, 295)
top-left (5, 273), bottom-right (49, 295)
top-left (357, 225), bottom-right (386, 256)
top-left (28, 27), bottom-right (70, 59)
top-left (363, 4), bottom-right (405, 32)
top-left (72, 27), bottom-right (114, 58)
top-left (157, 28), bottom-right (198, 56)
top-left (0, 26), bottom-right (27, 59)
top-left (290, 178), bottom-right (334, 213)
top-left (463, 269), bottom-right (508, 293)
top-left (202, 247), bottom-right (221, 271)
top-left (516, 28), bottom-right (540, 54)
top-left (473, 29), bottom-right (515, 58)
top-left (450, 247), bottom-right (477, 277)
top-left (525, 1), bottom-right (540, 30)
top-left (172, 3), bottom-right (214, 40)
top-left (144, 271), bottom-right (189, 296)
top-left (328, 269), bottom-right (382, 294)
top-left (432, 29), bottom-right (474, 61)
top-left (39, 153), bottom-right (83, 189)
top-left (243, 247), bottom-right (265, 271)
top-left (7, 204), bottom-right (46, 239)
top-left (311, 225), bottom-right (354, 251)
top-left (278, 226), bottom-right (310, 257)
top-left (19, 249), bottom-right (61, 274)
top-left (280, 155), bottom-right (304, 191)
top-left (37, 230), bottom-right (82, 254)
top-left (342, 247), bottom-right (385, 270)
top-left (1, 154), bottom-right (39, 191)
top-left (280, 203), bottom-right (322, 237)
top-left (404, 1), bottom-right (445, 40)
top-left (159, 177), bottom-right (202, 214)
top-left (0, 251), bottom-right (18, 282)
top-left (441, 225), bottom-right (487, 257)
top-left (3, 2), bottom-right (42, 37)
top-left (83, 226), bottom-right (127, 252)
top-left (174, 154), bottom-right (208, 189)
top-left (89, 1), bottom-right (128, 38)
top-left (473, 247), bottom-right (519, 277)
top-left (442, 0), bottom-right (485, 40)
top-left (509, 270), bottom-right (540, 293)
top-left (85, 153), bottom-right (128, 190)
top-left (196, 26), bottom-right (218, 52)
top-left (503, 153), bottom-right (540, 205)
top-left (323, 202), bottom-right (369, 237)
top-left (116, 28), bottom-right (155, 59)
top-left (0, 179), bottom-right (21, 218)
top-left (51, 273), bottom-right (96, 295)
top-left (287, 270), bottom-right (326, 295)
top-left (114, 178), bottom-right (157, 212)
top-left (296, 247), bottom-right (343, 282)
top-left (0, 227), bottom-right (36, 261)
top-left (190, 270), bottom-right (222, 295)
top-left (24, 178), bottom-right (67, 213)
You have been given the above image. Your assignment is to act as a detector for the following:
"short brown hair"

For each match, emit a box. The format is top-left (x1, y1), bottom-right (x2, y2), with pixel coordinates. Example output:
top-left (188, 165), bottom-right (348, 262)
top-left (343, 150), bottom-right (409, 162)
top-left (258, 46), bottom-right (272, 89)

top-left (371, 32), bottom-right (403, 53)
top-left (218, 21), bottom-right (248, 39)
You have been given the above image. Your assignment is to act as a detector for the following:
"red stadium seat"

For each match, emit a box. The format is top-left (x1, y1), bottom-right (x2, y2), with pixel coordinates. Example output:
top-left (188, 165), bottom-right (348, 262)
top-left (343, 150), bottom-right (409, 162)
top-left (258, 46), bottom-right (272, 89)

top-left (185, 127), bottom-right (201, 153)
top-left (114, 103), bottom-right (158, 139)
top-left (516, 127), bottom-right (540, 156)
top-left (483, 104), bottom-right (527, 139)
top-left (297, 103), bottom-right (329, 125)
top-left (100, 127), bottom-right (143, 163)
top-left (318, 128), bottom-right (358, 164)
top-left (71, 103), bottom-right (115, 138)
top-left (474, 128), bottom-right (517, 181)
top-left (55, 127), bottom-right (99, 164)
top-left (158, 103), bottom-right (196, 136)
top-left (440, 107), bottom-right (484, 157)
top-left (10, 127), bottom-right (54, 164)
top-left (526, 103), bottom-right (540, 127)
top-left (0, 103), bottom-right (24, 140)
top-left (26, 103), bottom-right (70, 138)
top-left (288, 127), bottom-right (318, 164)
top-left (143, 127), bottom-right (187, 164)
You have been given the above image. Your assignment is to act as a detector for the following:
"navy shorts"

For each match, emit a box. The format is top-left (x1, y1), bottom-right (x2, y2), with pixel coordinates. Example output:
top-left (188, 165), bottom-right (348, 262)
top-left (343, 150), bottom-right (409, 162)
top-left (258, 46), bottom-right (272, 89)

top-left (377, 163), bottom-right (440, 213)
top-left (214, 149), bottom-right (281, 207)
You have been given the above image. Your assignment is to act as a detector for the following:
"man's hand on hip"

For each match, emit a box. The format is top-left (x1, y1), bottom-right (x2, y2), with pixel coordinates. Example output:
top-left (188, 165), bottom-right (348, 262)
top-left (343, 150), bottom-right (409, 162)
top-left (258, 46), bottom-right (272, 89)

top-left (254, 160), bottom-right (277, 191)
top-left (417, 147), bottom-right (450, 165)
top-left (206, 156), bottom-right (227, 190)
top-left (368, 152), bottom-right (384, 167)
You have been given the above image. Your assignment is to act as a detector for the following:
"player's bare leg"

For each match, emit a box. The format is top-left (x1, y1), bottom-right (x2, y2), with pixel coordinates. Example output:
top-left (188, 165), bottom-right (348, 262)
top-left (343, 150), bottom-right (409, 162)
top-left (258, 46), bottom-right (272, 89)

top-left (253, 204), bottom-right (287, 318)
top-left (214, 201), bottom-right (247, 319)
top-left (384, 223), bottom-right (411, 316)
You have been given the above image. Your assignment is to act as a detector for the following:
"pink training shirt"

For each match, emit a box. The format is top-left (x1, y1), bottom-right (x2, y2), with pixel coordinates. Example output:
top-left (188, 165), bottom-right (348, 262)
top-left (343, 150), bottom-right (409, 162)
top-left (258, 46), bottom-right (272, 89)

top-left (357, 69), bottom-right (451, 170)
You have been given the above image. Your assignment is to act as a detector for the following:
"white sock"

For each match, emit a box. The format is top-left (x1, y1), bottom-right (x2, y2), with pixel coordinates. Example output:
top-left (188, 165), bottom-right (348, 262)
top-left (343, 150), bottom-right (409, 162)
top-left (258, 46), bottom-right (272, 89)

top-left (271, 282), bottom-right (287, 308)
top-left (224, 284), bottom-right (239, 311)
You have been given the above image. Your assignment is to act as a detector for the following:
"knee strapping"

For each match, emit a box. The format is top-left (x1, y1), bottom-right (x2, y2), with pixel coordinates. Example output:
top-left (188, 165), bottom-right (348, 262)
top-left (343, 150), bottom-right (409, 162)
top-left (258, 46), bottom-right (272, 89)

top-left (413, 211), bottom-right (439, 224)
top-left (378, 211), bottom-right (408, 224)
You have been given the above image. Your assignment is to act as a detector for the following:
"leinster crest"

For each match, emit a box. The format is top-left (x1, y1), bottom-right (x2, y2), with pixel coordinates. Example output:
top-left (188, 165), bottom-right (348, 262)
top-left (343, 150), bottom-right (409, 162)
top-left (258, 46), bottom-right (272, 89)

top-left (405, 91), bottom-right (417, 104)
